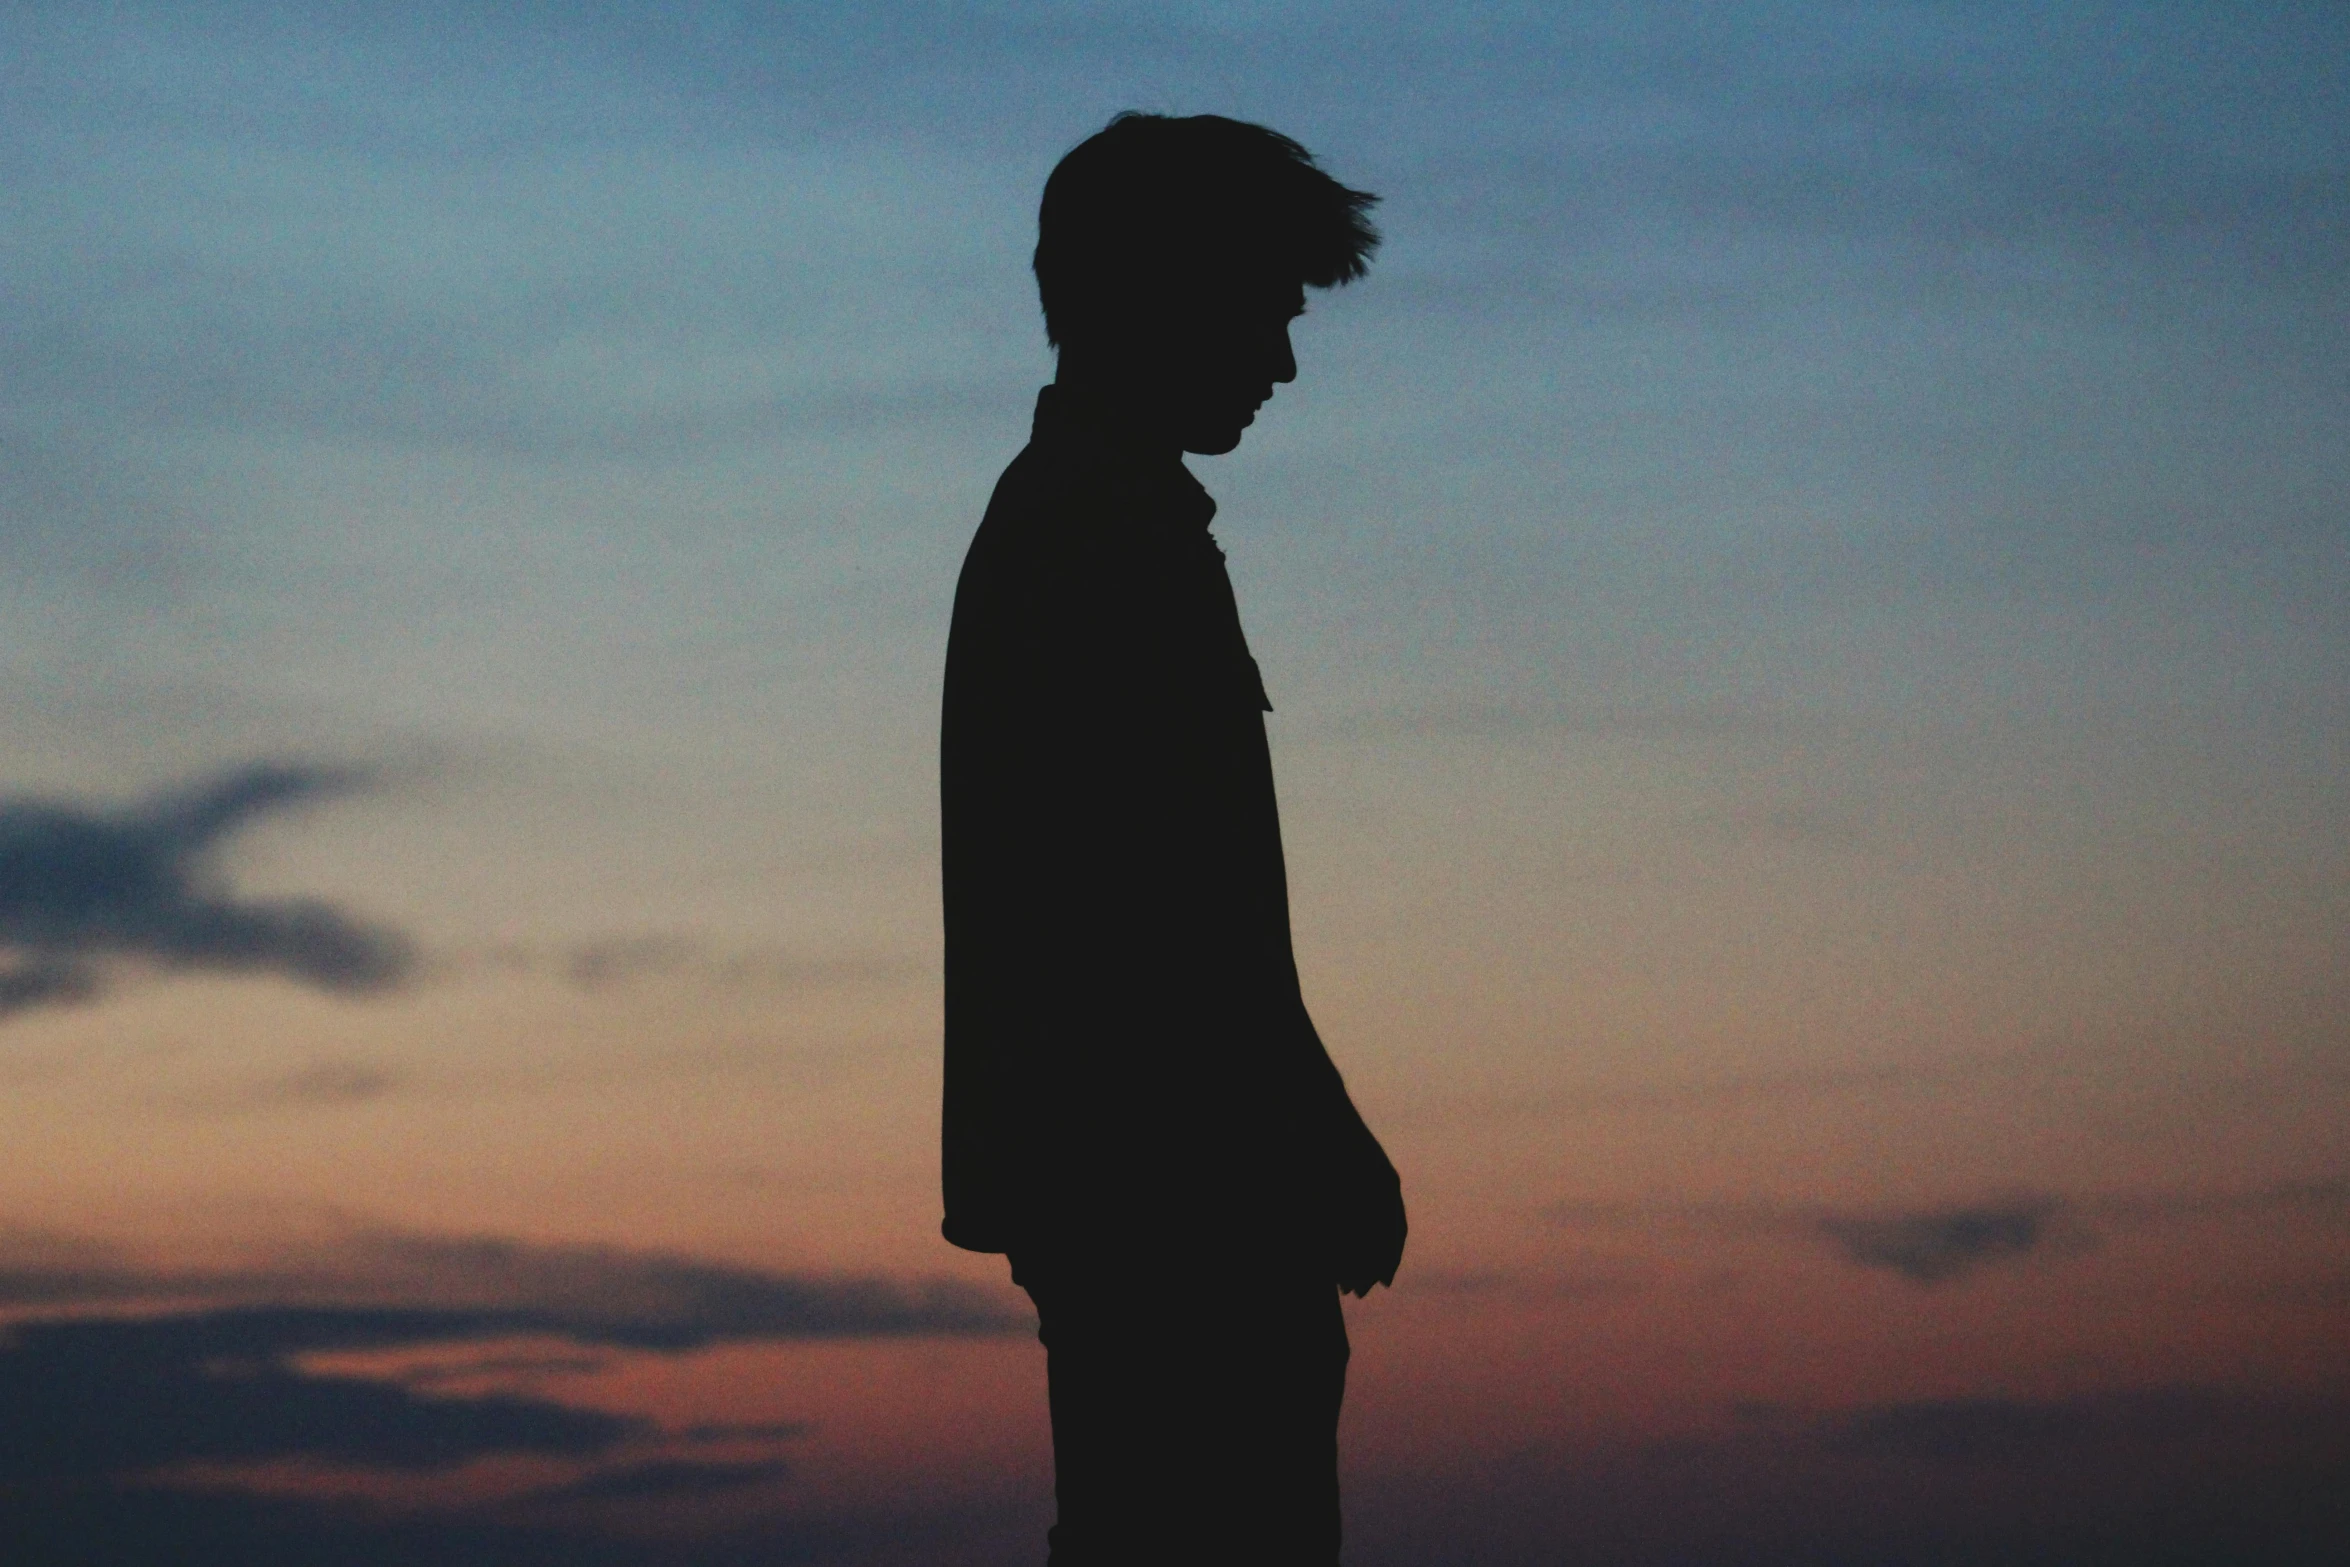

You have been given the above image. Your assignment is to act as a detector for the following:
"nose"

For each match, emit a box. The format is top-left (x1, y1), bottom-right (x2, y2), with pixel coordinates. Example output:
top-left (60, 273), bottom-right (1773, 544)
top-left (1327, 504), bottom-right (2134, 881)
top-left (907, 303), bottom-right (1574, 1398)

top-left (1271, 322), bottom-right (1297, 386)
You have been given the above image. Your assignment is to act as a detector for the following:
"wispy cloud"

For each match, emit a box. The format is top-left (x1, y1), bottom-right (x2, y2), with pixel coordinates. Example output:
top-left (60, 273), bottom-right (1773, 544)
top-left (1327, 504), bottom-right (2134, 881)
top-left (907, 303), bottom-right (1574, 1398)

top-left (461, 936), bottom-right (927, 997)
top-left (1545, 1179), bottom-right (2347, 1286)
top-left (0, 1225), bottom-right (1025, 1346)
top-left (259, 1059), bottom-right (406, 1105)
top-left (0, 763), bottom-right (411, 1019)
top-left (1814, 1199), bottom-right (2063, 1284)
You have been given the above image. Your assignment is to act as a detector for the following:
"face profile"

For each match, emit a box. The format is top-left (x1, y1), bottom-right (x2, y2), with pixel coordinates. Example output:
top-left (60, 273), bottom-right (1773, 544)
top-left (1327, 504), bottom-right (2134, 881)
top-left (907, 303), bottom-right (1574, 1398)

top-left (1151, 275), bottom-right (1305, 455)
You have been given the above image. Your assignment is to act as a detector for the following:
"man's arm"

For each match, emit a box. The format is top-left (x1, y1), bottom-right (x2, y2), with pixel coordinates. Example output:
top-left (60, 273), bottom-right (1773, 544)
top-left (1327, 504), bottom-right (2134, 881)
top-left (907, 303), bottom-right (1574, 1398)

top-left (1291, 1002), bottom-right (1406, 1295)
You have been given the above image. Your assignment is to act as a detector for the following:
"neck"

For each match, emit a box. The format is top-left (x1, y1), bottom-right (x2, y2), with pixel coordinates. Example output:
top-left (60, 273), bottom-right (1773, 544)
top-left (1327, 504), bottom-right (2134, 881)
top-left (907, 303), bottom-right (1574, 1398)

top-left (1051, 348), bottom-right (1183, 457)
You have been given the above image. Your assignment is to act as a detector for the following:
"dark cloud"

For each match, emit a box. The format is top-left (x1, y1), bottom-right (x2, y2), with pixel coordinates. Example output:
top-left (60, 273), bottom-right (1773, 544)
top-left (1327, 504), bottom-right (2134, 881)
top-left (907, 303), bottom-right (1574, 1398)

top-left (1815, 1198), bottom-right (2064, 1284)
top-left (0, 764), bottom-right (411, 1018)
top-left (1546, 1179), bottom-right (2347, 1285)
top-left (308, 1231), bottom-right (1024, 1349)
top-left (0, 1292), bottom-right (1023, 1564)
top-left (0, 1225), bottom-right (1026, 1343)
top-left (0, 1307), bottom-right (643, 1486)
top-left (0, 955), bottom-right (98, 1014)
top-left (0, 1229), bottom-right (1026, 1554)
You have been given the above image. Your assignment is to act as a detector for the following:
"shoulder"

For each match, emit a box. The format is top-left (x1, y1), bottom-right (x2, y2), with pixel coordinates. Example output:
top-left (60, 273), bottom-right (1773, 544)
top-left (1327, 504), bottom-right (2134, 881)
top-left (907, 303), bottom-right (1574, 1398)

top-left (960, 444), bottom-right (1164, 605)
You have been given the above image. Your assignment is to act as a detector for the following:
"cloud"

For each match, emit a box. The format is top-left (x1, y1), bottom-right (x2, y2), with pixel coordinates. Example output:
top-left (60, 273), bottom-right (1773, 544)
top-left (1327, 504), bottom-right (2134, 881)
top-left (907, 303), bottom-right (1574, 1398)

top-left (0, 1307), bottom-right (646, 1487)
top-left (561, 934), bottom-right (703, 989)
top-left (0, 1291), bottom-right (985, 1562)
top-left (308, 1231), bottom-right (1023, 1348)
top-left (0, 763), bottom-right (411, 1018)
top-left (1814, 1198), bottom-right (2065, 1284)
top-left (460, 935), bottom-right (928, 997)
top-left (0, 1225), bottom-right (1027, 1345)
top-left (0, 1227), bottom-right (1023, 1539)
top-left (153, 1058), bottom-right (411, 1117)
top-left (1550, 1177), bottom-right (2350, 1287)
top-left (1541, 1174), bottom-right (2350, 1287)
top-left (251, 1060), bottom-right (406, 1107)
top-left (1556, 1192), bottom-right (2081, 1285)
top-left (0, 955), bottom-right (99, 1014)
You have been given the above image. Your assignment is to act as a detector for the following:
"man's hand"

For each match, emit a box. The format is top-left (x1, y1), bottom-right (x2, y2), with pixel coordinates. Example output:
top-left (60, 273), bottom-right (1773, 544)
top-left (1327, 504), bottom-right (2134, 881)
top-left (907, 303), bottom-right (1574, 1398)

top-left (1330, 1137), bottom-right (1407, 1298)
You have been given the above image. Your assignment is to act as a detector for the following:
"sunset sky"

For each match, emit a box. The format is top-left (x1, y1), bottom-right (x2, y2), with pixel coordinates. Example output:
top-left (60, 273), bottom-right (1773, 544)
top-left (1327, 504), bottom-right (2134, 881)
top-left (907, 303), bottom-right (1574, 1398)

top-left (3, 3), bottom-right (2346, 1562)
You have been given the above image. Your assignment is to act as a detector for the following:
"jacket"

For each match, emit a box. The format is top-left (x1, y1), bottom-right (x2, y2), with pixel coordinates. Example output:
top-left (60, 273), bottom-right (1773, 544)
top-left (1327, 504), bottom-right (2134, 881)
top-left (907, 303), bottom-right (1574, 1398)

top-left (939, 385), bottom-right (1382, 1261)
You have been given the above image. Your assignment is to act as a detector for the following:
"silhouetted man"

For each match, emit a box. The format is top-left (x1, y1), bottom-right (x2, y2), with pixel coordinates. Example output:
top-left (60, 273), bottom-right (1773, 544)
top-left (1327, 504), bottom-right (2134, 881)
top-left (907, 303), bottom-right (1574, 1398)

top-left (941, 113), bottom-right (1406, 1565)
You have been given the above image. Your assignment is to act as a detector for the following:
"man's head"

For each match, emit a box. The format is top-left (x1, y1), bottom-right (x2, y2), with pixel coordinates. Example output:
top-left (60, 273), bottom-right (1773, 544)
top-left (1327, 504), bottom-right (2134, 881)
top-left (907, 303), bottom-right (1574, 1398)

top-left (1036, 113), bottom-right (1379, 455)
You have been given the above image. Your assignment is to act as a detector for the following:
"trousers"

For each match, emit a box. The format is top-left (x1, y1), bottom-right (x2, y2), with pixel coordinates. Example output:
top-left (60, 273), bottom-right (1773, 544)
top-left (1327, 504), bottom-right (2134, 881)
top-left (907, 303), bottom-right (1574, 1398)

top-left (1013, 1252), bottom-right (1349, 1565)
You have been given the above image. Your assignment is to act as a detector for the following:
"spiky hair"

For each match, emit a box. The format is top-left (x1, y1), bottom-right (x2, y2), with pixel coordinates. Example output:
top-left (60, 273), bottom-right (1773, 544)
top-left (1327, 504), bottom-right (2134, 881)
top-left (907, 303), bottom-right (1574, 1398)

top-left (1034, 112), bottom-right (1381, 349)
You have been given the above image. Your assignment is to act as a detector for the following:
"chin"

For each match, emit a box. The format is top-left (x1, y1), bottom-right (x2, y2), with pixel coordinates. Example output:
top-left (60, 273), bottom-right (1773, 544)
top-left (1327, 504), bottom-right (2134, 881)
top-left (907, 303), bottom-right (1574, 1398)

top-left (1181, 412), bottom-right (1254, 457)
